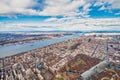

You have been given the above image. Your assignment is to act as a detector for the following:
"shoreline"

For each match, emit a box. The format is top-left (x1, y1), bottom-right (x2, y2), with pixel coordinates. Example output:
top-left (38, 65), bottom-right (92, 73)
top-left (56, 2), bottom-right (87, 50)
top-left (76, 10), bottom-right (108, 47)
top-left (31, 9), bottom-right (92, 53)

top-left (0, 35), bottom-right (61, 46)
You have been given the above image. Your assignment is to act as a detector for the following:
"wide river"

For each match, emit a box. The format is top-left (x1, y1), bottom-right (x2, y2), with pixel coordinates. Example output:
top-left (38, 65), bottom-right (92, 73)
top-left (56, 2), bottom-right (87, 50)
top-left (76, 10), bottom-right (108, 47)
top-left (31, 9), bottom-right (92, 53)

top-left (0, 32), bottom-right (87, 58)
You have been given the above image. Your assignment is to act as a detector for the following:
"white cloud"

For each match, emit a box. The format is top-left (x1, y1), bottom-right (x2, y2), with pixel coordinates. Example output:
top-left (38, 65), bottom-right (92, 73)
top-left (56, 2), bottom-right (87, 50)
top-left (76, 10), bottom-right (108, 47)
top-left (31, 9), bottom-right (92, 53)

top-left (94, 0), bottom-right (120, 10)
top-left (0, 0), bottom-right (120, 32)
top-left (44, 18), bottom-right (58, 22)
top-left (39, 0), bottom-right (88, 17)
top-left (99, 6), bottom-right (106, 10)
top-left (0, 0), bottom-right (120, 17)
top-left (60, 18), bottom-right (120, 31)
top-left (94, 0), bottom-right (112, 7)
top-left (0, 18), bottom-right (120, 31)
top-left (0, 0), bottom-right (92, 17)
top-left (0, 0), bottom-right (38, 15)
top-left (110, 0), bottom-right (120, 9)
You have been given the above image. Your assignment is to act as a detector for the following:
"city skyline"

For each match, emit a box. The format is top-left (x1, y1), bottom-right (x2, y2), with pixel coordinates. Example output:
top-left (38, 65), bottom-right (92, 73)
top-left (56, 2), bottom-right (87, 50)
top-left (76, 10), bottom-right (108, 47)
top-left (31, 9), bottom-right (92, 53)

top-left (0, 0), bottom-right (120, 31)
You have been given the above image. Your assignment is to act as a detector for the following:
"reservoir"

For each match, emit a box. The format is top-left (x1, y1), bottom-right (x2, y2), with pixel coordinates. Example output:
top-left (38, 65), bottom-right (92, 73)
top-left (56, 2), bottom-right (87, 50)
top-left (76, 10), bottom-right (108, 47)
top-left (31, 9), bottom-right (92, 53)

top-left (0, 32), bottom-right (86, 58)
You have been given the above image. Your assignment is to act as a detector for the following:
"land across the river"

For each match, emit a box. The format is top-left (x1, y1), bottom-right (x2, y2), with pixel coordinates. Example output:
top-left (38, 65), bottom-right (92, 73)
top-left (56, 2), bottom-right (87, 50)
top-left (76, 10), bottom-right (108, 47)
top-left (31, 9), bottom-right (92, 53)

top-left (0, 31), bottom-right (76, 46)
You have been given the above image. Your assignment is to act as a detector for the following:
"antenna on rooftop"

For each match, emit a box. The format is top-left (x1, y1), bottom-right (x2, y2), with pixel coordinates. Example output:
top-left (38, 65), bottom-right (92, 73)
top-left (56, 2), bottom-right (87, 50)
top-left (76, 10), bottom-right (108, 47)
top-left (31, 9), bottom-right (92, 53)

top-left (105, 38), bottom-right (109, 62)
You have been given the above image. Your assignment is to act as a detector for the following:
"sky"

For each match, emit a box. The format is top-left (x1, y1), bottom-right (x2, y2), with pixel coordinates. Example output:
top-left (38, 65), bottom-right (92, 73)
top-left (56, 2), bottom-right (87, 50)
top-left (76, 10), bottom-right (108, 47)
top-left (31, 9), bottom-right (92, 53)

top-left (0, 0), bottom-right (120, 31)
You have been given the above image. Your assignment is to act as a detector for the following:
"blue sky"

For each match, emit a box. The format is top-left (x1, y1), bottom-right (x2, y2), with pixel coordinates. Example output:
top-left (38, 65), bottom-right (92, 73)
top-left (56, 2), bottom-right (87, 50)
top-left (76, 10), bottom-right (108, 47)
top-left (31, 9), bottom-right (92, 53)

top-left (0, 0), bottom-right (120, 31)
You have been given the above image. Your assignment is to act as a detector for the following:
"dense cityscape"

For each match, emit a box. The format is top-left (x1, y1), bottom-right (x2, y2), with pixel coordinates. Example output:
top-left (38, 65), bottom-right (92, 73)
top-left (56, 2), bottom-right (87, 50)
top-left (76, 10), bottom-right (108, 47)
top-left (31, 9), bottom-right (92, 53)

top-left (0, 33), bottom-right (120, 80)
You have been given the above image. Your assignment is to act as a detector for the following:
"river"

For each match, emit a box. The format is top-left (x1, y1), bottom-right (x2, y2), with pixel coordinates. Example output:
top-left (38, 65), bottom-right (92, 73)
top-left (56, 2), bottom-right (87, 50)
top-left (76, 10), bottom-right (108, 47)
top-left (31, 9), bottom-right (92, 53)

top-left (0, 32), bottom-right (87, 58)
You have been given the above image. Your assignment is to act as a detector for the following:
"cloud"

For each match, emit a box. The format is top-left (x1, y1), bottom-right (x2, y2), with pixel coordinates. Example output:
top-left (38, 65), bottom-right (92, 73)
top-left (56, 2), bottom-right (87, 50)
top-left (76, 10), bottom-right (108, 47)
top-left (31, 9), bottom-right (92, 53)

top-left (94, 0), bottom-right (120, 10)
top-left (0, 0), bottom-right (38, 16)
top-left (0, 0), bottom-right (120, 17)
top-left (110, 0), bottom-right (120, 9)
top-left (60, 18), bottom-right (120, 31)
top-left (44, 18), bottom-right (58, 22)
top-left (39, 0), bottom-right (89, 17)
top-left (0, 18), bottom-right (120, 31)
top-left (99, 6), bottom-right (106, 11)
top-left (0, 0), bottom-right (92, 17)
